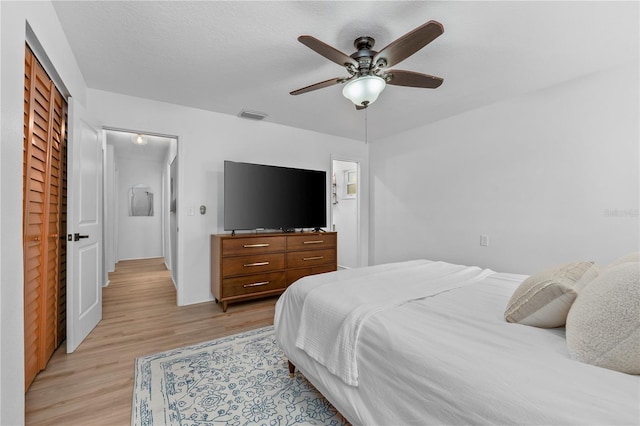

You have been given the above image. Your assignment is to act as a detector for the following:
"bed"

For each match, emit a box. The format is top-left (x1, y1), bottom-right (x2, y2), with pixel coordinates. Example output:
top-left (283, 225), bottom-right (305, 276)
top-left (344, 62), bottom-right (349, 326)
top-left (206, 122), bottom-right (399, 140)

top-left (274, 259), bottom-right (640, 425)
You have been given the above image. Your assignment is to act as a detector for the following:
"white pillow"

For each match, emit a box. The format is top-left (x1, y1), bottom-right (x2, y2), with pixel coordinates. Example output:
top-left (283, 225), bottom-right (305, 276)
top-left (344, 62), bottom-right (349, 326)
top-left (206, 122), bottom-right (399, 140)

top-left (504, 261), bottom-right (598, 328)
top-left (566, 262), bottom-right (640, 375)
top-left (607, 252), bottom-right (640, 268)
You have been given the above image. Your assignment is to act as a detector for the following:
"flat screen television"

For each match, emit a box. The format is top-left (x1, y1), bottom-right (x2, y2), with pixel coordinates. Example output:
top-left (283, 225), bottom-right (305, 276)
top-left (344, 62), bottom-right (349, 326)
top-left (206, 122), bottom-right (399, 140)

top-left (224, 161), bottom-right (327, 232)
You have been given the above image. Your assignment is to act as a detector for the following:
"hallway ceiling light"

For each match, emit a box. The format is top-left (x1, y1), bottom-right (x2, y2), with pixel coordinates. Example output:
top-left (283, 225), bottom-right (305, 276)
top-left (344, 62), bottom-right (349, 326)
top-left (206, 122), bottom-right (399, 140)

top-left (132, 134), bottom-right (148, 145)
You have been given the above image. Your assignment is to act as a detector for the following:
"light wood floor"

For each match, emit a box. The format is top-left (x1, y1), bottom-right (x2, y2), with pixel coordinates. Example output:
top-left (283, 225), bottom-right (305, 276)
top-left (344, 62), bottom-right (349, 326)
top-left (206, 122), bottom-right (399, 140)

top-left (25, 258), bottom-right (277, 425)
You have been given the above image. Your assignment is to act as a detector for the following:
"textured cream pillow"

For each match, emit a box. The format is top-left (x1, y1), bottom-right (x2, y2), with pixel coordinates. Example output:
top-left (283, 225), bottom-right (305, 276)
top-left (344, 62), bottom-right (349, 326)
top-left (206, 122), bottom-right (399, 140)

top-left (566, 262), bottom-right (640, 374)
top-left (608, 252), bottom-right (640, 268)
top-left (504, 261), bottom-right (598, 328)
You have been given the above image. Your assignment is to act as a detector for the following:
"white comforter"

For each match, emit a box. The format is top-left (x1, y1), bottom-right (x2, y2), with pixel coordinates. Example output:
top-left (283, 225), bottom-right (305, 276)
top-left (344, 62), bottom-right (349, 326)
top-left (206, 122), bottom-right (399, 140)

top-left (274, 260), bottom-right (640, 426)
top-left (295, 260), bottom-right (494, 386)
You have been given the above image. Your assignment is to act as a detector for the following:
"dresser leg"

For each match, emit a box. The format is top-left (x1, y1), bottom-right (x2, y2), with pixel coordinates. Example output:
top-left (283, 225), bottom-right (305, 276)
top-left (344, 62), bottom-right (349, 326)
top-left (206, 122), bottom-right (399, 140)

top-left (222, 301), bottom-right (228, 312)
top-left (288, 360), bottom-right (296, 378)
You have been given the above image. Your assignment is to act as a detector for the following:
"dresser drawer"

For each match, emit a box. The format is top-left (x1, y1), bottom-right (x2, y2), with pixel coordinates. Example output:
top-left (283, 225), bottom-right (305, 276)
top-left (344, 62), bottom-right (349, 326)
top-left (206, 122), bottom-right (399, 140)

top-left (222, 236), bottom-right (285, 256)
top-left (222, 272), bottom-right (286, 297)
top-left (286, 264), bottom-right (336, 285)
top-left (222, 253), bottom-right (285, 277)
top-left (212, 232), bottom-right (336, 312)
top-left (287, 233), bottom-right (336, 251)
top-left (286, 248), bottom-right (336, 269)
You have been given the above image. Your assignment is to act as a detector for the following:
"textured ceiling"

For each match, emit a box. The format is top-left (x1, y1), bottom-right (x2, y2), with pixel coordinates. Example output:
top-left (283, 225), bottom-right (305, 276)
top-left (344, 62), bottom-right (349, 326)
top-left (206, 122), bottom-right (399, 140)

top-left (52, 1), bottom-right (638, 143)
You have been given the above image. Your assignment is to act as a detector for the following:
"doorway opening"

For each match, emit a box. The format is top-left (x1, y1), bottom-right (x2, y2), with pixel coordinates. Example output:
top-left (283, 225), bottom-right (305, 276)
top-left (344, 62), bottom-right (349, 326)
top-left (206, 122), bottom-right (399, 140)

top-left (104, 129), bottom-right (178, 288)
top-left (331, 159), bottom-right (360, 269)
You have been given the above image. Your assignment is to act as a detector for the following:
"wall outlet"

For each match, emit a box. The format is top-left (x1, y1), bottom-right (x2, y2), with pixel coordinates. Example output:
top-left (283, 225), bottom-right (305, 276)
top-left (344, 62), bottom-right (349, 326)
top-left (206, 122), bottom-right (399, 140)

top-left (480, 235), bottom-right (489, 247)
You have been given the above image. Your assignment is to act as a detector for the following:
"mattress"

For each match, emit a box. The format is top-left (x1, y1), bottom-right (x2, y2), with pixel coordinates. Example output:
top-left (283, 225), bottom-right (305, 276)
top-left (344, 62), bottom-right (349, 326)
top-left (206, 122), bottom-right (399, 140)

top-left (274, 260), bottom-right (640, 426)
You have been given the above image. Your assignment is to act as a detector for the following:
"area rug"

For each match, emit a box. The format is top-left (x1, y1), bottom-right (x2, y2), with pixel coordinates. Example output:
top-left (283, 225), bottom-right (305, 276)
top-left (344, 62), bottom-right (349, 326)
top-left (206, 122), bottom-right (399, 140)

top-left (132, 326), bottom-right (349, 425)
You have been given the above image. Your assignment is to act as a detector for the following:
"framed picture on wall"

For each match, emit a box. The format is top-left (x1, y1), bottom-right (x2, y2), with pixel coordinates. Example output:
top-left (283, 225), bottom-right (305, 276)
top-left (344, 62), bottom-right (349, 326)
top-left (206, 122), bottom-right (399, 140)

top-left (130, 185), bottom-right (154, 216)
top-left (344, 170), bottom-right (357, 199)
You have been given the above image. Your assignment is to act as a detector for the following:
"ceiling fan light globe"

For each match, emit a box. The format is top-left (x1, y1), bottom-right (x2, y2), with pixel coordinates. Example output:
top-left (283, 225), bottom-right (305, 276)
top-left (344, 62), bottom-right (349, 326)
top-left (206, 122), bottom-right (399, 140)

top-left (342, 75), bottom-right (386, 106)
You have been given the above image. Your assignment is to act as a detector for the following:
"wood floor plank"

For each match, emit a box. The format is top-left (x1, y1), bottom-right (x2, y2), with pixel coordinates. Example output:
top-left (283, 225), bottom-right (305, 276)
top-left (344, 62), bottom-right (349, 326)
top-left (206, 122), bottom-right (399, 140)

top-left (25, 257), bottom-right (276, 425)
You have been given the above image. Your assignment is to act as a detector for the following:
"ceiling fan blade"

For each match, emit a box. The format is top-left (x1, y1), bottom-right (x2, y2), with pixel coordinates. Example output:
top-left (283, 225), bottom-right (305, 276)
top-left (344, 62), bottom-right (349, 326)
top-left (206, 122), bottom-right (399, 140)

top-left (373, 20), bottom-right (444, 69)
top-left (290, 77), bottom-right (344, 95)
top-left (386, 70), bottom-right (443, 89)
top-left (298, 35), bottom-right (358, 68)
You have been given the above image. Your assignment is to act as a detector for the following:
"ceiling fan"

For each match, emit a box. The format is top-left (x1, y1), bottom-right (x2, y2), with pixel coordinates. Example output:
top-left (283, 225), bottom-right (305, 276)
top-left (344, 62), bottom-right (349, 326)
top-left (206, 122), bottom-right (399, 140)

top-left (290, 20), bottom-right (444, 109)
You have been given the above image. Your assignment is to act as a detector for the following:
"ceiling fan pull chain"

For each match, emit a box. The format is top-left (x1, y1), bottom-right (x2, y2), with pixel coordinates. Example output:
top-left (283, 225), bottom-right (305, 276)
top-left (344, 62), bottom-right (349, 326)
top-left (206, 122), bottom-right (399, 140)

top-left (365, 107), bottom-right (368, 144)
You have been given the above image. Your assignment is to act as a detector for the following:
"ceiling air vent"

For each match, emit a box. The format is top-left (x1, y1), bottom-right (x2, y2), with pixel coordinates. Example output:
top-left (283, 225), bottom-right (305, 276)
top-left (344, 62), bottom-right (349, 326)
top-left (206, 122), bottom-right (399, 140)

top-left (238, 109), bottom-right (268, 121)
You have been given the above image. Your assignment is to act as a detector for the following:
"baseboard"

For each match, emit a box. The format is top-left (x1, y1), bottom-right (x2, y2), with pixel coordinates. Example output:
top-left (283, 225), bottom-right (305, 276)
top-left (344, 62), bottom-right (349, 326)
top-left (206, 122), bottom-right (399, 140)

top-left (163, 261), bottom-right (177, 288)
top-left (117, 256), bottom-right (165, 261)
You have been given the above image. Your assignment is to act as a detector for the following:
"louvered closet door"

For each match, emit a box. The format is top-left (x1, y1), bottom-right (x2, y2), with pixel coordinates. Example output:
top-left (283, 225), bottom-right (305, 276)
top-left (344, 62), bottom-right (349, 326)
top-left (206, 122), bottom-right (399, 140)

top-left (23, 45), bottom-right (67, 390)
top-left (43, 84), bottom-right (65, 362)
top-left (58, 107), bottom-right (68, 347)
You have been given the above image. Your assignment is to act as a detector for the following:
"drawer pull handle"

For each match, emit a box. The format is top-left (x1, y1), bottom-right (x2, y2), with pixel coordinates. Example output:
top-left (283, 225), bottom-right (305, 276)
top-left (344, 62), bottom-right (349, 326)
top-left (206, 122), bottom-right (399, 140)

top-left (303, 240), bottom-right (323, 244)
top-left (243, 243), bottom-right (269, 248)
top-left (244, 261), bottom-right (270, 267)
top-left (303, 256), bottom-right (324, 261)
top-left (243, 281), bottom-right (270, 288)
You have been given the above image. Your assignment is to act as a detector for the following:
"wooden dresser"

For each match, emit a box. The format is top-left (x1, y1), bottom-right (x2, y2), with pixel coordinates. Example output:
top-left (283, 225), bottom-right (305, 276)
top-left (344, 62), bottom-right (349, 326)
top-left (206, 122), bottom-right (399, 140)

top-left (211, 232), bottom-right (337, 311)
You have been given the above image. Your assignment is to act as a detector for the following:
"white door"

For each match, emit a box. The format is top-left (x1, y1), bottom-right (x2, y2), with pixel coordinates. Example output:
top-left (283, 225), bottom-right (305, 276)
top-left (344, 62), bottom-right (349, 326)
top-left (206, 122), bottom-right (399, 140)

top-left (66, 98), bottom-right (103, 353)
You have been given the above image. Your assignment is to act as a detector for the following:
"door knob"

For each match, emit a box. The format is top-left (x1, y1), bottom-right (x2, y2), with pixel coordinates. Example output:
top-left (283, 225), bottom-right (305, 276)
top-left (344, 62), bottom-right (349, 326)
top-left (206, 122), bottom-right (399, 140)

top-left (73, 233), bottom-right (89, 241)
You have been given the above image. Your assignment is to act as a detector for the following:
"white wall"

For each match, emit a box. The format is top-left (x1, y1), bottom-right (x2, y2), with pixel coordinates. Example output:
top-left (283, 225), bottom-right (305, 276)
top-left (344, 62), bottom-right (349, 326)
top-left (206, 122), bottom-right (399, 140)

top-left (0, 2), bottom-right (89, 423)
top-left (87, 89), bottom-right (370, 306)
top-left (117, 157), bottom-right (164, 260)
top-left (370, 63), bottom-right (639, 273)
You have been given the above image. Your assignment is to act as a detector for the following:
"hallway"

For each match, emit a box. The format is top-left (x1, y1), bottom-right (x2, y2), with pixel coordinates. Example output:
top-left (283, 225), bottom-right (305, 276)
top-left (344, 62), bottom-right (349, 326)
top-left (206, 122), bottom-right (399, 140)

top-left (25, 258), bottom-right (276, 425)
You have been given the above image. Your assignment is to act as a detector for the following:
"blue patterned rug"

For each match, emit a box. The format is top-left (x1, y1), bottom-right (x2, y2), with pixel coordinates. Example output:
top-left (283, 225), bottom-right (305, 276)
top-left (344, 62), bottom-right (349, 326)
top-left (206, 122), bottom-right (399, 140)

top-left (132, 326), bottom-right (349, 425)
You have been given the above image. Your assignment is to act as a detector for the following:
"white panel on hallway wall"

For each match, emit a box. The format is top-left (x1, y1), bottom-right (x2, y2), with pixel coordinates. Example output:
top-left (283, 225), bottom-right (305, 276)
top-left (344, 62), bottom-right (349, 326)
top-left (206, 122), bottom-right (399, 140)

top-left (163, 140), bottom-right (177, 278)
top-left (332, 160), bottom-right (359, 268)
top-left (117, 157), bottom-right (164, 260)
top-left (105, 144), bottom-right (117, 273)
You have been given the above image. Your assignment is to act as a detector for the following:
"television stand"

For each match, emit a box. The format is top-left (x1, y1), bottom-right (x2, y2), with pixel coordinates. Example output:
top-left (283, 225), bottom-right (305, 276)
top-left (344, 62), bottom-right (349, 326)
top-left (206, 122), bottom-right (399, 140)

top-left (210, 231), bottom-right (337, 311)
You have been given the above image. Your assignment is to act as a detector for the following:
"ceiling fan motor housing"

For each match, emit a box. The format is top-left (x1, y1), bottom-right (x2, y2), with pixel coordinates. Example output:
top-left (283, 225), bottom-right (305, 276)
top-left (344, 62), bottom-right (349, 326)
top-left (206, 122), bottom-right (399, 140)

top-left (350, 36), bottom-right (378, 75)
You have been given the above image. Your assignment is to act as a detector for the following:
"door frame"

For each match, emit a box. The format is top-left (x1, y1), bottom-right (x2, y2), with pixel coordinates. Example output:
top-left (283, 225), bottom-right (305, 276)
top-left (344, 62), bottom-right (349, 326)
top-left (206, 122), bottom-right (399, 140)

top-left (330, 155), bottom-right (362, 269)
top-left (102, 126), bottom-right (181, 302)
